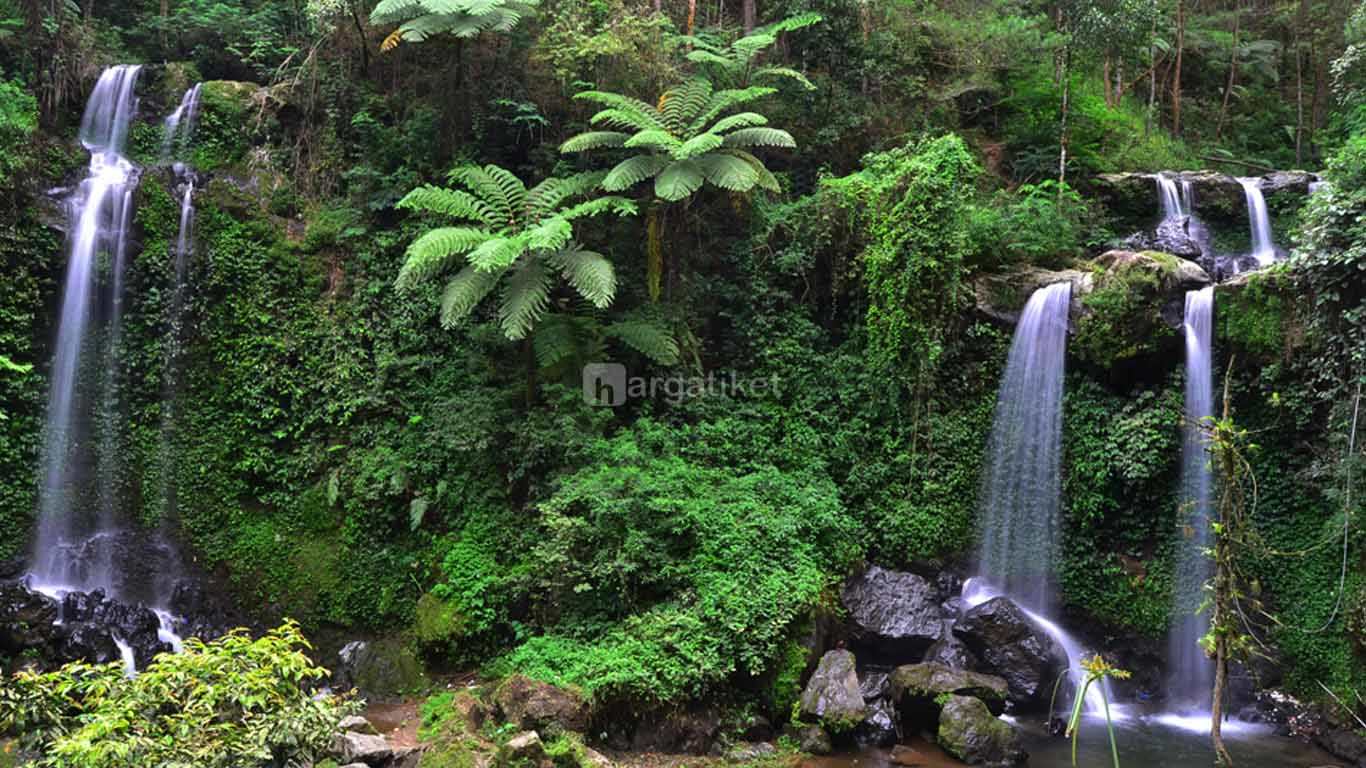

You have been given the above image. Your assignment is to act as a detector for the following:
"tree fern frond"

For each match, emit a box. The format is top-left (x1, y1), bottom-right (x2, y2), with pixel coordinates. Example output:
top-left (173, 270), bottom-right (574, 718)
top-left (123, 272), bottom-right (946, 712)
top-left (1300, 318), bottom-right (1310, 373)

top-left (523, 216), bottom-right (574, 252)
top-left (693, 153), bottom-right (760, 191)
top-left (602, 155), bottom-right (670, 191)
top-left (466, 235), bottom-right (526, 271)
top-left (624, 129), bottom-right (683, 152)
top-left (558, 196), bottom-right (638, 220)
top-left (369, 0), bottom-right (428, 23)
top-left (449, 165), bottom-right (525, 225)
top-left (559, 131), bottom-right (630, 153)
top-left (731, 32), bottom-right (778, 62)
top-left (526, 172), bottom-right (607, 216)
top-left (574, 91), bottom-right (665, 130)
top-left (687, 86), bottom-right (778, 133)
top-left (720, 127), bottom-right (796, 149)
top-left (654, 160), bottom-right (705, 201)
top-left (605, 320), bottom-right (680, 365)
top-left (396, 185), bottom-right (496, 224)
top-left (499, 258), bottom-right (553, 340)
top-left (709, 112), bottom-right (769, 134)
top-left (726, 150), bottom-right (781, 193)
top-left (395, 227), bottom-right (493, 289)
top-left (550, 247), bottom-right (617, 308)
top-left (532, 314), bottom-right (582, 368)
top-left (757, 10), bottom-right (822, 35)
top-left (661, 78), bottom-right (713, 133)
top-left (685, 50), bottom-right (734, 67)
top-left (588, 108), bottom-right (665, 132)
top-left (439, 265), bottom-right (502, 328)
top-left (672, 132), bottom-right (724, 160)
top-left (753, 66), bottom-right (816, 90)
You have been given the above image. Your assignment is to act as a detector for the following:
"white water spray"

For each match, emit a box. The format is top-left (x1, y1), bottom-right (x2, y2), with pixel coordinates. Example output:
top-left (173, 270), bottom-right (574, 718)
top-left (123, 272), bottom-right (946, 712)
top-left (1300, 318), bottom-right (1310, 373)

top-left (1237, 178), bottom-right (1277, 267)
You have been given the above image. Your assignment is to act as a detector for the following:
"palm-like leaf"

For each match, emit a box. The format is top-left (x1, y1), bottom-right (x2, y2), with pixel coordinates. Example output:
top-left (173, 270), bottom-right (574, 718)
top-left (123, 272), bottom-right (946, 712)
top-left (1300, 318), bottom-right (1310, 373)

top-left (605, 320), bottom-right (681, 365)
top-left (370, 0), bottom-right (539, 44)
top-left (394, 164), bottom-right (633, 340)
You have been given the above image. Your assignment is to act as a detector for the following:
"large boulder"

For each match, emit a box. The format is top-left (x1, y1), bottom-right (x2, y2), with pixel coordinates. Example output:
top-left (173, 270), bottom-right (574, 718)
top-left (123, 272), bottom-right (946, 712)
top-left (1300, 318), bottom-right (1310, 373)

top-left (1091, 173), bottom-right (1156, 222)
top-left (1072, 250), bottom-right (1209, 370)
top-left (331, 731), bottom-right (393, 766)
top-left (493, 674), bottom-right (590, 735)
top-left (952, 598), bottom-right (1068, 710)
top-left (334, 638), bottom-right (429, 697)
top-left (497, 731), bottom-right (547, 768)
top-left (0, 582), bottom-right (59, 653)
top-left (889, 662), bottom-right (1009, 730)
top-left (630, 707), bottom-right (721, 754)
top-left (1176, 170), bottom-right (1245, 223)
top-left (923, 621), bottom-right (978, 670)
top-left (973, 268), bottom-right (1093, 327)
top-left (1258, 170), bottom-right (1316, 201)
top-left (853, 668), bottom-right (896, 747)
top-left (841, 566), bottom-right (945, 657)
top-left (936, 695), bottom-right (1026, 767)
top-left (799, 649), bottom-right (866, 732)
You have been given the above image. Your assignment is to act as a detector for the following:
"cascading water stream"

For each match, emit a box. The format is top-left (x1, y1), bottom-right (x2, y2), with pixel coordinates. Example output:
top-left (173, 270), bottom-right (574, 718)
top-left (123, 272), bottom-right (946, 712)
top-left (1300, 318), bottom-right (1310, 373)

top-left (31, 64), bottom-right (142, 594)
top-left (1154, 174), bottom-right (1186, 220)
top-left (1237, 178), bottom-right (1277, 266)
top-left (1167, 287), bottom-right (1216, 716)
top-left (977, 282), bottom-right (1071, 613)
top-left (974, 282), bottom-right (1119, 717)
top-left (162, 82), bottom-right (202, 159)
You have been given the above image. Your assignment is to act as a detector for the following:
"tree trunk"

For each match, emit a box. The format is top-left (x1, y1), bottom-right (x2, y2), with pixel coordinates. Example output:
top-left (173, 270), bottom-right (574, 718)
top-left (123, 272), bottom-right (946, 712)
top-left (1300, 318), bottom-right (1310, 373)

top-left (742, 0), bottom-right (755, 33)
top-left (1294, 0), bottom-right (1306, 165)
top-left (349, 2), bottom-right (370, 77)
top-left (1171, 0), bottom-right (1185, 135)
top-left (686, 0), bottom-right (697, 35)
top-left (1215, 0), bottom-right (1240, 140)
top-left (1148, 4), bottom-right (1157, 135)
top-left (1103, 56), bottom-right (1111, 107)
top-left (1058, 45), bottom-right (1071, 190)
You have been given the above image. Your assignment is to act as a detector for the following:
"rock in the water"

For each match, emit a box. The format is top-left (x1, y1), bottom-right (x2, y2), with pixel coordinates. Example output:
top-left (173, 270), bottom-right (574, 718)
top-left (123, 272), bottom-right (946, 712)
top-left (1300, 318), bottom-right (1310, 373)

top-left (339, 715), bottom-right (378, 735)
top-left (854, 697), bottom-right (898, 748)
top-left (952, 598), bottom-right (1067, 709)
top-left (498, 731), bottom-right (546, 767)
top-left (332, 731), bottom-right (393, 766)
top-left (493, 674), bottom-right (590, 735)
top-left (799, 649), bottom-right (867, 731)
top-left (841, 566), bottom-right (945, 657)
top-left (725, 742), bottom-right (776, 761)
top-left (795, 724), bottom-right (833, 755)
top-left (1258, 170), bottom-right (1316, 199)
top-left (924, 622), bottom-right (978, 670)
top-left (60, 589), bottom-right (105, 622)
top-left (890, 662), bottom-right (1009, 729)
top-left (889, 744), bottom-right (930, 766)
top-left (936, 695), bottom-right (1025, 767)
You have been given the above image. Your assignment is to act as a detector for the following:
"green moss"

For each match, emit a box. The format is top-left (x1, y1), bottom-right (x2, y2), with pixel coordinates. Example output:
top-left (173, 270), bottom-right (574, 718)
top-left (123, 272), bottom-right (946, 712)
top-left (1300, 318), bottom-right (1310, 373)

top-left (1072, 257), bottom-right (1177, 369)
top-left (414, 592), bottom-right (467, 655)
top-left (1217, 271), bottom-right (1289, 360)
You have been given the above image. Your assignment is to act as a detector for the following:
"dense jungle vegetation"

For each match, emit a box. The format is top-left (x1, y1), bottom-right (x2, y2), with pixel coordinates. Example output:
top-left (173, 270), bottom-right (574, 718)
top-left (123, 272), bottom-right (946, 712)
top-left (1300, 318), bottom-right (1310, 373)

top-left (0, 0), bottom-right (1364, 762)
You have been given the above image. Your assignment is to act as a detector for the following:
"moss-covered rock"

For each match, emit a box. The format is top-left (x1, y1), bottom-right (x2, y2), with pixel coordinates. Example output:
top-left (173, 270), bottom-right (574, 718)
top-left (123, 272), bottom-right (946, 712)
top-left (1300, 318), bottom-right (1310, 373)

top-left (798, 649), bottom-right (867, 733)
top-left (973, 267), bottom-right (1093, 326)
top-left (1215, 267), bottom-right (1300, 362)
top-left (335, 637), bottom-right (430, 697)
top-left (1072, 249), bottom-right (1208, 370)
top-left (889, 662), bottom-right (1009, 718)
top-left (493, 674), bottom-right (591, 736)
top-left (935, 695), bottom-right (1025, 767)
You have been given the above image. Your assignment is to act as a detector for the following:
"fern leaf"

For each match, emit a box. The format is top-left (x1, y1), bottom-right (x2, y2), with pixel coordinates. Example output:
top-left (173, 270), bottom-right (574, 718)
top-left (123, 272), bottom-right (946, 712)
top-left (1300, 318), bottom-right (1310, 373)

top-left (602, 155), bottom-right (670, 192)
top-left (559, 131), bottom-right (630, 153)
top-left (396, 185), bottom-right (496, 224)
top-left (448, 165), bottom-right (526, 226)
top-left (687, 87), bottom-right (778, 134)
top-left (693, 153), bottom-right (759, 191)
top-left (709, 112), bottom-right (769, 134)
top-left (499, 258), bottom-right (553, 340)
top-left (589, 108), bottom-right (666, 132)
top-left (395, 227), bottom-right (493, 289)
top-left (558, 196), bottom-right (638, 220)
top-left (551, 247), bottom-right (616, 308)
top-left (523, 216), bottom-right (574, 252)
top-left (757, 11), bottom-right (822, 35)
top-left (526, 172), bottom-right (607, 217)
top-left (624, 129), bottom-right (683, 152)
top-left (720, 127), bottom-right (796, 149)
top-left (672, 132), bottom-right (723, 160)
top-left (439, 265), bottom-right (502, 328)
top-left (466, 235), bottom-right (526, 271)
top-left (532, 314), bottom-right (581, 368)
top-left (685, 50), bottom-right (735, 67)
top-left (606, 320), bottom-right (680, 365)
top-left (661, 78), bottom-right (712, 133)
top-left (654, 160), bottom-right (705, 201)
top-left (753, 66), bottom-right (816, 90)
top-left (726, 150), bottom-right (781, 193)
top-left (574, 91), bottom-right (665, 131)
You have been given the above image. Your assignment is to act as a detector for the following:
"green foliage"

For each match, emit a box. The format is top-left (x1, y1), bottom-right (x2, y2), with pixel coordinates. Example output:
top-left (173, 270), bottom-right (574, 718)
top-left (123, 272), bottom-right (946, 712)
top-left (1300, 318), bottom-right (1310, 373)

top-left (0, 622), bottom-right (356, 768)
top-left (0, 80), bottom-right (35, 190)
top-left (824, 135), bottom-right (978, 385)
top-left (394, 165), bottom-right (635, 339)
top-left (371, 0), bottom-right (539, 47)
top-left (967, 180), bottom-right (1103, 270)
top-left (561, 77), bottom-right (794, 202)
top-left (680, 13), bottom-right (823, 90)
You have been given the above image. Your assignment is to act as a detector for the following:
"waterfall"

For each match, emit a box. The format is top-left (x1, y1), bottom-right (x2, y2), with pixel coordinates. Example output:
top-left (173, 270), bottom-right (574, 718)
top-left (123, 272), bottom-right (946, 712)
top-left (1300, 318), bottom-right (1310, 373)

top-left (1167, 287), bottom-right (1216, 713)
top-left (976, 282), bottom-right (1071, 613)
top-left (162, 83), bottom-right (203, 159)
top-left (1237, 178), bottom-right (1277, 266)
top-left (31, 65), bottom-right (142, 594)
top-left (156, 177), bottom-right (196, 523)
top-left (1154, 174), bottom-right (1185, 220)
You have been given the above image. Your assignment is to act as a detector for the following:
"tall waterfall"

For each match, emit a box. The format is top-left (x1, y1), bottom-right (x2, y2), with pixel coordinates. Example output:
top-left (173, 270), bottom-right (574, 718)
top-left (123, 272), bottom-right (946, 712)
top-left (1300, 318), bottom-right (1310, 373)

top-left (1238, 178), bottom-right (1276, 266)
top-left (1168, 286), bottom-right (1216, 711)
top-left (977, 282), bottom-right (1071, 613)
top-left (31, 65), bottom-right (142, 594)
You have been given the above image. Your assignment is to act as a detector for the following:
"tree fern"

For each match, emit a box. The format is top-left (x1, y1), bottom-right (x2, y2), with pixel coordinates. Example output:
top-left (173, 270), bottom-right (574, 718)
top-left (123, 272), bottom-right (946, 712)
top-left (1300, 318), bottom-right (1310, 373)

top-left (605, 320), bottom-right (681, 365)
top-left (370, 0), bottom-right (539, 45)
top-left (681, 13), bottom-right (822, 90)
top-left (394, 164), bottom-right (634, 340)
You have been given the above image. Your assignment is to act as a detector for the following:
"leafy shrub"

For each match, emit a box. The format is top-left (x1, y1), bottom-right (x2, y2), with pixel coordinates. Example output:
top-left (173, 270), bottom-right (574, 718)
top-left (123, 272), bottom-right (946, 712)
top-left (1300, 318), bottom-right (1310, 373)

top-left (0, 622), bottom-right (356, 768)
top-left (968, 180), bottom-right (1104, 270)
top-left (0, 79), bottom-right (35, 190)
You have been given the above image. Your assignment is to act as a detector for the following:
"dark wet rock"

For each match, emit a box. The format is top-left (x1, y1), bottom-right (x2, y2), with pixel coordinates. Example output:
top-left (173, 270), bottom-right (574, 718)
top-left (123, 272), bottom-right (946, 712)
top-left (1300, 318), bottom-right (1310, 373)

top-left (630, 707), bottom-right (721, 754)
top-left (936, 695), bottom-right (1026, 767)
top-left (794, 724), bottom-right (833, 755)
top-left (973, 268), bottom-right (1093, 327)
top-left (941, 596), bottom-right (963, 617)
top-left (1176, 170), bottom-right (1245, 223)
top-left (0, 559), bottom-right (22, 579)
top-left (854, 697), bottom-right (898, 748)
top-left (841, 566), bottom-right (945, 657)
top-left (493, 674), bottom-right (591, 735)
top-left (1091, 173), bottom-right (1156, 222)
top-left (1316, 726), bottom-right (1366, 764)
top-left (1258, 170), bottom-right (1315, 199)
top-left (334, 638), bottom-right (429, 697)
top-left (0, 582), bottom-right (60, 653)
top-left (92, 600), bottom-right (168, 668)
top-left (339, 715), bottom-right (378, 735)
top-left (953, 598), bottom-right (1067, 710)
top-left (738, 714), bottom-right (774, 742)
top-left (800, 649), bottom-right (867, 729)
top-left (54, 622), bottom-right (119, 664)
top-left (890, 662), bottom-right (1009, 727)
top-left (60, 588), bottom-right (105, 623)
top-left (924, 621), bottom-right (978, 670)
top-left (858, 668), bottom-right (891, 701)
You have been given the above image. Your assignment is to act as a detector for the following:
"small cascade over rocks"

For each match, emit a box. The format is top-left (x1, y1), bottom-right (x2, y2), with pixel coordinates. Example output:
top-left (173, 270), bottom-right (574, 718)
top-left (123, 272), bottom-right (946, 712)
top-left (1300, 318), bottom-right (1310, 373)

top-left (1237, 177), bottom-right (1278, 268)
top-left (1166, 287), bottom-right (1216, 717)
top-left (162, 82), bottom-right (203, 159)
